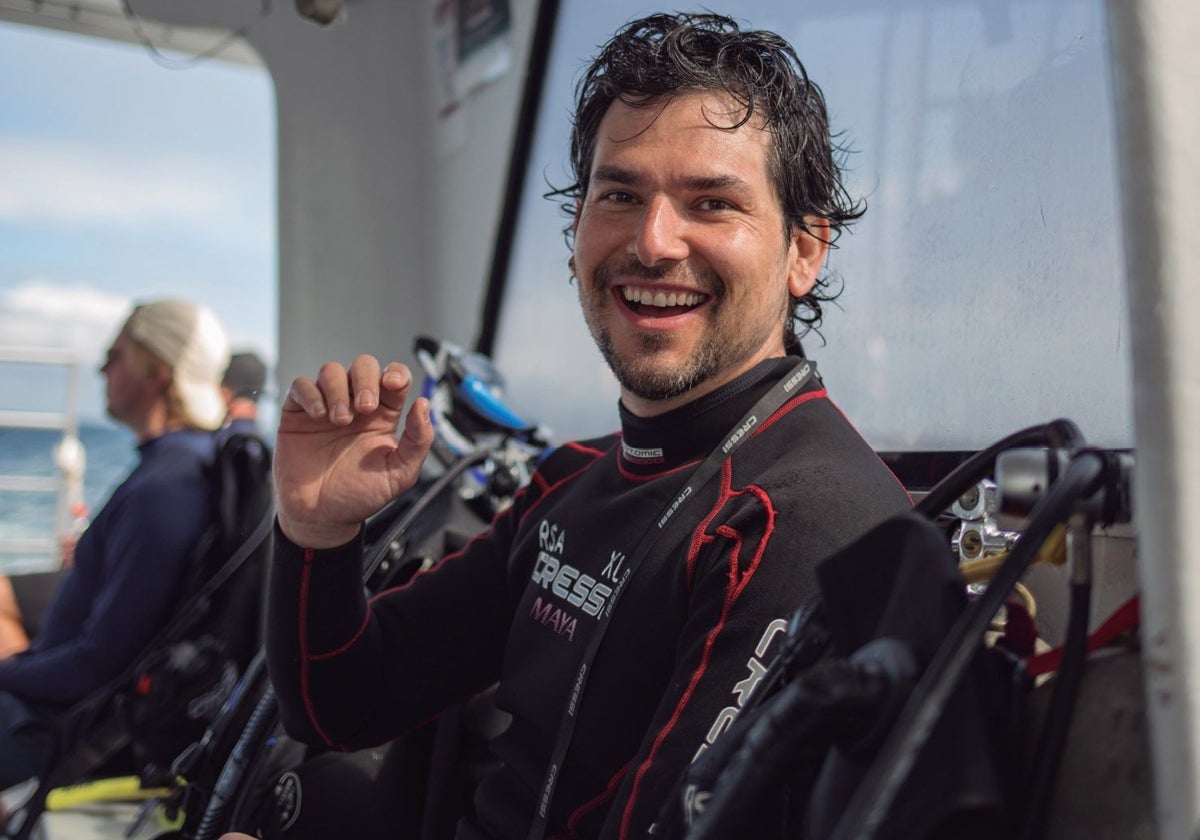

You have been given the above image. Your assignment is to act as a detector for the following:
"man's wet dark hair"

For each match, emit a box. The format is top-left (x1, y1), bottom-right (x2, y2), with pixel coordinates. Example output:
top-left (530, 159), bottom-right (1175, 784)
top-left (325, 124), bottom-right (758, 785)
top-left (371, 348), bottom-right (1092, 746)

top-left (555, 12), bottom-right (865, 347)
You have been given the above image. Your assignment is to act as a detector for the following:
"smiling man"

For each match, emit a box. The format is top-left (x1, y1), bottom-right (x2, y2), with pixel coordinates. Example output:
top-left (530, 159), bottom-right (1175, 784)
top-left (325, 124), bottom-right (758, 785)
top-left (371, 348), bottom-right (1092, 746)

top-left (573, 89), bottom-right (828, 416)
top-left (264, 13), bottom-right (911, 840)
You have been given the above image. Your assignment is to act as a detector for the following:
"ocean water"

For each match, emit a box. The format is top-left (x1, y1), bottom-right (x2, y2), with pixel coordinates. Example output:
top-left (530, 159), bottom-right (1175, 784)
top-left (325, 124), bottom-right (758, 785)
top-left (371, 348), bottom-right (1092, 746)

top-left (0, 422), bottom-right (137, 574)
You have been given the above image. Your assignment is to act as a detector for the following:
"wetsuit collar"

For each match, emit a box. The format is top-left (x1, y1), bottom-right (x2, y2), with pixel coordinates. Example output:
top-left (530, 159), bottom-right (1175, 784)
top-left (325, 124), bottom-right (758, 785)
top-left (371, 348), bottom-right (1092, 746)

top-left (616, 357), bottom-right (814, 477)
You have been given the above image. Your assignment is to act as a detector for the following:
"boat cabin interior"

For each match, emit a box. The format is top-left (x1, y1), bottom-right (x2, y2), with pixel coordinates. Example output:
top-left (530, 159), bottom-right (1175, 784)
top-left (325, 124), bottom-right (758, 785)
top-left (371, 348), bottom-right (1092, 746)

top-left (0, 0), bottom-right (1196, 837)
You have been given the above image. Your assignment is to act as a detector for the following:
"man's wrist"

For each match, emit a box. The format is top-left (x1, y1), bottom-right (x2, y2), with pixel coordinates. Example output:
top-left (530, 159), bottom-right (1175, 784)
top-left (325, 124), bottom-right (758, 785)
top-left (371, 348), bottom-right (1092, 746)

top-left (277, 516), bottom-right (361, 549)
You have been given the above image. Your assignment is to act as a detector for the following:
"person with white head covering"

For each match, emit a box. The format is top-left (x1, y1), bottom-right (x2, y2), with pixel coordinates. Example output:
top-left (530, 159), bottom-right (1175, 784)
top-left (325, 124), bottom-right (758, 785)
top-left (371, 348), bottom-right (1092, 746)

top-left (0, 299), bottom-right (230, 791)
top-left (109, 298), bottom-right (231, 436)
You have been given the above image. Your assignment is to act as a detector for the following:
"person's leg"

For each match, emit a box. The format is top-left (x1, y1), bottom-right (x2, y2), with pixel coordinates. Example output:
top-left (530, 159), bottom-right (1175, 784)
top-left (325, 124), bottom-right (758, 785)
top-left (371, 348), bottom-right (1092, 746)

top-left (0, 577), bottom-right (30, 658)
top-left (0, 692), bottom-right (55, 791)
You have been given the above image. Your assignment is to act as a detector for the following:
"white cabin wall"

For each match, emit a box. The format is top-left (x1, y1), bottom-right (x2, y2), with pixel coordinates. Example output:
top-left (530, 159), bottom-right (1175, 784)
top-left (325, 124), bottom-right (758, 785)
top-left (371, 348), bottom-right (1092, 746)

top-left (132, 0), bottom-right (533, 391)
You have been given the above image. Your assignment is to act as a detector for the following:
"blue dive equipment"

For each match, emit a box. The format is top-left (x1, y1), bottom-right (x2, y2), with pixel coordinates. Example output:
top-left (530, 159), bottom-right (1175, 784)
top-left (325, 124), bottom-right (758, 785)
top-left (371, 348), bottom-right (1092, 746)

top-left (413, 335), bottom-right (549, 504)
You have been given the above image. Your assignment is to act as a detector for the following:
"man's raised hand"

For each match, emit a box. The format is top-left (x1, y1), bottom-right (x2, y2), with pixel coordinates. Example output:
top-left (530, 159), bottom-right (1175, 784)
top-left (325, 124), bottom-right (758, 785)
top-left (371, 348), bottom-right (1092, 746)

top-left (274, 355), bottom-right (434, 548)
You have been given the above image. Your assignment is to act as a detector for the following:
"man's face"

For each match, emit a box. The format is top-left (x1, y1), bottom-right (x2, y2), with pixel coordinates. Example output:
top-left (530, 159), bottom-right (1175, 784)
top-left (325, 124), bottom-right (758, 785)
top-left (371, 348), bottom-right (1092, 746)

top-left (100, 329), bottom-right (161, 429)
top-left (572, 90), bottom-right (826, 416)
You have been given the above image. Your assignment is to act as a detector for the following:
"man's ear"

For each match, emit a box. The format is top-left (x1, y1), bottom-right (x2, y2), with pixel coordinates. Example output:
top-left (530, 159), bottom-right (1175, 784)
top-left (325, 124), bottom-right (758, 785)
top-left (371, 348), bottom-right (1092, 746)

top-left (569, 199), bottom-right (583, 280)
top-left (150, 362), bottom-right (173, 393)
top-left (787, 217), bottom-right (832, 298)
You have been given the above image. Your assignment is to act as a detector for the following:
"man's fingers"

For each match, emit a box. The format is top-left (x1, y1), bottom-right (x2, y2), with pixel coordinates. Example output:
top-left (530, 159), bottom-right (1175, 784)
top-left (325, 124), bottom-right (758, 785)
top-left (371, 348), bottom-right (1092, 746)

top-left (315, 361), bottom-right (353, 425)
top-left (379, 362), bottom-right (415, 411)
top-left (396, 397), bottom-right (435, 465)
top-left (282, 357), bottom-right (411, 425)
top-left (348, 355), bottom-right (383, 413)
top-left (282, 377), bottom-right (328, 418)
top-left (283, 357), bottom-right (415, 429)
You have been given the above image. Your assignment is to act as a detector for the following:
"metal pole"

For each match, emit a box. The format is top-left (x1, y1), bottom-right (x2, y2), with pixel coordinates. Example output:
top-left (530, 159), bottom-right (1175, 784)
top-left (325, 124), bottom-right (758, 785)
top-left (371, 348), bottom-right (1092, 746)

top-left (1106, 1), bottom-right (1200, 837)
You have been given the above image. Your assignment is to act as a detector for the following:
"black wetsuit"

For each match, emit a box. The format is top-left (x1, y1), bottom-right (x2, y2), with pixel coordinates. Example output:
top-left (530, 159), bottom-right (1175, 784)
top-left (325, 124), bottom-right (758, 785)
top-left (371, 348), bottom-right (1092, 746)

top-left (268, 357), bottom-right (911, 839)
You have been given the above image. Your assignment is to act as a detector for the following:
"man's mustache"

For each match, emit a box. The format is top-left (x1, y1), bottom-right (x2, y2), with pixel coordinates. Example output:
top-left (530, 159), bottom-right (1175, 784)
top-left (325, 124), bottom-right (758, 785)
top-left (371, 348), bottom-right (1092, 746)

top-left (593, 258), bottom-right (722, 296)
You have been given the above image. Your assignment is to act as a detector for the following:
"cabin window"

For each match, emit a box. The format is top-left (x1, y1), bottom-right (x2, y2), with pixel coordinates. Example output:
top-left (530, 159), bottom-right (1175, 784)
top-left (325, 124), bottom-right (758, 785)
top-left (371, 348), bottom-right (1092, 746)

top-left (0, 21), bottom-right (275, 572)
top-left (490, 1), bottom-right (1130, 453)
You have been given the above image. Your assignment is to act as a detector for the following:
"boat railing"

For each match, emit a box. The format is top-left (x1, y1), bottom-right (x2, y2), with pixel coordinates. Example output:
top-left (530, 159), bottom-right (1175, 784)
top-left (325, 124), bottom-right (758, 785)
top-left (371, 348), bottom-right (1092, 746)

top-left (0, 347), bottom-right (85, 570)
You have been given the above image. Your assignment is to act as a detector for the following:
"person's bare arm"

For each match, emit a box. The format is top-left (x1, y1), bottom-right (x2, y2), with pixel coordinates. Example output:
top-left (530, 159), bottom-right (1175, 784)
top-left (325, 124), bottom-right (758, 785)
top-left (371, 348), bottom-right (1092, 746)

top-left (0, 575), bottom-right (29, 658)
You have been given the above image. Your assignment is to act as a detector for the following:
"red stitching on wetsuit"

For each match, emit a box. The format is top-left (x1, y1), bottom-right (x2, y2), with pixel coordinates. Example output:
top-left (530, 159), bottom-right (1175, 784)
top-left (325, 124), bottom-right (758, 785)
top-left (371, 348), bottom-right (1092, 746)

top-left (621, 471), bottom-right (776, 838)
top-left (367, 504), bottom-right (519, 601)
top-left (616, 454), bottom-right (702, 483)
top-left (548, 760), bottom-right (634, 840)
top-left (564, 440), bottom-right (608, 457)
top-left (684, 462), bottom-right (775, 592)
top-left (823, 397), bottom-right (914, 504)
top-left (730, 484), bottom-right (775, 598)
top-left (686, 460), bottom-right (735, 587)
top-left (515, 448), bottom-right (609, 526)
top-left (365, 453), bottom-right (606, 602)
top-left (752, 387), bottom-right (827, 437)
top-left (618, 589), bottom-right (734, 837)
top-left (751, 388), bottom-right (913, 505)
top-left (309, 607), bottom-right (371, 660)
top-left (298, 547), bottom-right (338, 748)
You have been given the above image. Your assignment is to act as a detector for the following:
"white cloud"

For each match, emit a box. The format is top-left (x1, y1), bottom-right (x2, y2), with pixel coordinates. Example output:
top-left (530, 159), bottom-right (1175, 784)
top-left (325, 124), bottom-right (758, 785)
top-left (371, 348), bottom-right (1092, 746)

top-left (0, 280), bottom-right (131, 419)
top-left (3, 281), bottom-right (130, 331)
top-left (1, 280), bottom-right (130, 348)
top-left (0, 137), bottom-right (271, 248)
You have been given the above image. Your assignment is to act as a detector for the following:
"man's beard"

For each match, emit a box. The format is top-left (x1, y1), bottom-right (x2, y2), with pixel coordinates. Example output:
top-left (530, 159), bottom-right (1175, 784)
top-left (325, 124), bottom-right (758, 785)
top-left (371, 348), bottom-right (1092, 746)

top-left (581, 256), bottom-right (773, 402)
top-left (594, 326), bottom-right (721, 401)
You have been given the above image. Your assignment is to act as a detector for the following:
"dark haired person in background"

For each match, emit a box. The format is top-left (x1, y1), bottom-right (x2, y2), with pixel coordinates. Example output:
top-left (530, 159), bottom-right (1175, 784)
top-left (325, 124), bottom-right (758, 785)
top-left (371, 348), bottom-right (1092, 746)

top-left (221, 351), bottom-right (269, 437)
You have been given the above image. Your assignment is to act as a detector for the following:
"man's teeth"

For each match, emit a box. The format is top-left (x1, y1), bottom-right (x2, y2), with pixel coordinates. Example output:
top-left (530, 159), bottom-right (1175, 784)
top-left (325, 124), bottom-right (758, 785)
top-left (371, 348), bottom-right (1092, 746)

top-left (622, 287), bottom-right (704, 308)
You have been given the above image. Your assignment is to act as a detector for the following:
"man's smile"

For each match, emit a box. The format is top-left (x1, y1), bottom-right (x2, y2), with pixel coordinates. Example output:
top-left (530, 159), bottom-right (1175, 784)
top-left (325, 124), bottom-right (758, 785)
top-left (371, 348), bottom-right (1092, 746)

top-left (617, 285), bottom-right (710, 317)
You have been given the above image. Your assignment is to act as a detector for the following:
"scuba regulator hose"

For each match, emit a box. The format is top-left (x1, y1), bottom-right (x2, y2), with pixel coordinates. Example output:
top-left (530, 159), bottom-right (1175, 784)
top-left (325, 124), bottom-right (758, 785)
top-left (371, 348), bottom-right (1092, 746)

top-left (687, 639), bottom-right (918, 840)
top-left (915, 419), bottom-right (1085, 519)
top-left (1017, 519), bottom-right (1093, 840)
top-left (193, 685), bottom-right (280, 840)
top-left (828, 449), bottom-right (1106, 840)
top-left (361, 447), bottom-right (493, 583)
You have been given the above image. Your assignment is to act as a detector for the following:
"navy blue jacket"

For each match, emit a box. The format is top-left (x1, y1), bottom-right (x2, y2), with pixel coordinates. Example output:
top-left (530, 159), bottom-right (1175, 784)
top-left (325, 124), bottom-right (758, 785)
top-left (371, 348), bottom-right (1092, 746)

top-left (0, 429), bottom-right (215, 707)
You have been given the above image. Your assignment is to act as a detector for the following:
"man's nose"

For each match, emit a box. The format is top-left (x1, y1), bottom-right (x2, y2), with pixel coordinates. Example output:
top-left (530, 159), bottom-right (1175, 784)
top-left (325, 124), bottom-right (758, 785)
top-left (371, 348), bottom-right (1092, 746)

top-left (632, 197), bottom-right (689, 266)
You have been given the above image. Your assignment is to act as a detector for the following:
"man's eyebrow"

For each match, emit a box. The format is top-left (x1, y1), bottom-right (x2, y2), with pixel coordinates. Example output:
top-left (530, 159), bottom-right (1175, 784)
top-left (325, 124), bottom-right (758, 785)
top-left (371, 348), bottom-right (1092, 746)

top-left (591, 164), bottom-right (641, 186)
top-left (679, 173), bottom-right (748, 193)
top-left (591, 165), bottom-right (748, 194)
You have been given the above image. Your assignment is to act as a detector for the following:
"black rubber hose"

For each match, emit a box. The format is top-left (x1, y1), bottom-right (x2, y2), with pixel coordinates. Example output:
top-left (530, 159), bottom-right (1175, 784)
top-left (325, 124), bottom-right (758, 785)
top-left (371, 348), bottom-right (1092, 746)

top-left (690, 640), bottom-right (917, 840)
top-left (829, 450), bottom-right (1104, 840)
top-left (915, 419), bottom-right (1085, 518)
top-left (169, 650), bottom-right (269, 785)
top-left (192, 685), bottom-right (279, 840)
top-left (361, 449), bottom-right (492, 584)
top-left (1017, 578), bottom-right (1092, 840)
top-left (739, 599), bottom-right (830, 713)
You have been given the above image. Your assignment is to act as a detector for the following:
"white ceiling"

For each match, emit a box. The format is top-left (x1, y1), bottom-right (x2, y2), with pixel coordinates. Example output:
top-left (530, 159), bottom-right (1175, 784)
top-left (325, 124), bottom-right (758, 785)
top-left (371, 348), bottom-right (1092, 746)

top-left (0, 0), bottom-right (261, 65)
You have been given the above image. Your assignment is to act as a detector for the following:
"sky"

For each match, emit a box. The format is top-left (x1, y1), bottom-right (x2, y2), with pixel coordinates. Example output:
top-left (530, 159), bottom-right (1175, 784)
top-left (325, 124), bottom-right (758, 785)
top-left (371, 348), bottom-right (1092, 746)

top-left (0, 19), bottom-right (276, 425)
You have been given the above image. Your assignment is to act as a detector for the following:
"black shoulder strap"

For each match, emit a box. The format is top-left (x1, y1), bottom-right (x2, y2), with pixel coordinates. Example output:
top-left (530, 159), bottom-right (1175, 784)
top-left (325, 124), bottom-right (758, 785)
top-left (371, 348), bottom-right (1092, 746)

top-left (144, 431), bottom-right (275, 651)
top-left (214, 431), bottom-right (273, 551)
